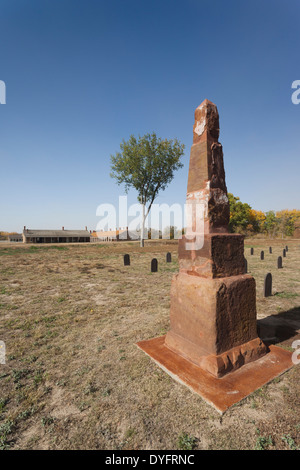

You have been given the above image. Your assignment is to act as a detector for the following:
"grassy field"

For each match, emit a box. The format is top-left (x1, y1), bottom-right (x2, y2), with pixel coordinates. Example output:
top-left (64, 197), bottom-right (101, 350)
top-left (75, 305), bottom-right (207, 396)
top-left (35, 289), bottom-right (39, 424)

top-left (0, 238), bottom-right (299, 450)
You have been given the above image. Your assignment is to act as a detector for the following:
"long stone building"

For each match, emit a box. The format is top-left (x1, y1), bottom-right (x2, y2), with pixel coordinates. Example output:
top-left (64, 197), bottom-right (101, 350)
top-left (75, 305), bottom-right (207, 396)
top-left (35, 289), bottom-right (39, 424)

top-left (22, 227), bottom-right (91, 244)
top-left (8, 233), bottom-right (23, 242)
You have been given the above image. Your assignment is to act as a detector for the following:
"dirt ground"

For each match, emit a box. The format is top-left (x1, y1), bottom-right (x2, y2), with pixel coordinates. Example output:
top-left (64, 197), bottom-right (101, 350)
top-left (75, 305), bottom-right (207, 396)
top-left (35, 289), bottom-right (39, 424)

top-left (0, 238), bottom-right (299, 450)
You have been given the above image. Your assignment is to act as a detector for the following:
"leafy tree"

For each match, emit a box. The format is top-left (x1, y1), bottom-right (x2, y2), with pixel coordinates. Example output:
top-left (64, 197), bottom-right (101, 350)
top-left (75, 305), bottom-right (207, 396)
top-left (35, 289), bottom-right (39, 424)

top-left (248, 209), bottom-right (266, 233)
top-left (263, 211), bottom-right (279, 238)
top-left (110, 133), bottom-right (184, 247)
top-left (276, 209), bottom-right (300, 237)
top-left (228, 193), bottom-right (253, 233)
top-left (227, 194), bottom-right (300, 238)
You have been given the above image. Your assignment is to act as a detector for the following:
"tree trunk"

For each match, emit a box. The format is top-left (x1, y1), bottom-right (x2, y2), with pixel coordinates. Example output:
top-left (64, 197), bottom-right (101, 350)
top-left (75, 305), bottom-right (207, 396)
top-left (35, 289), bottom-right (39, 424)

top-left (140, 203), bottom-right (145, 248)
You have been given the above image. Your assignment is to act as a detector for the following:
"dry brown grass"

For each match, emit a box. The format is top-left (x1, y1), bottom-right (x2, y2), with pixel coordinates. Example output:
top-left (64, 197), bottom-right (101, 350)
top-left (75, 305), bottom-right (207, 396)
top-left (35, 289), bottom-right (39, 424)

top-left (0, 238), bottom-right (299, 450)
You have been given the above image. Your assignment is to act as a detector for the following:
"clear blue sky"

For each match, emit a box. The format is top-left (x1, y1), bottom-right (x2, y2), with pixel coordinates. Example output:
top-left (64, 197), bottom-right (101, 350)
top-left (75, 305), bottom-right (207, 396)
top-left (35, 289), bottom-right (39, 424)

top-left (0, 0), bottom-right (299, 232)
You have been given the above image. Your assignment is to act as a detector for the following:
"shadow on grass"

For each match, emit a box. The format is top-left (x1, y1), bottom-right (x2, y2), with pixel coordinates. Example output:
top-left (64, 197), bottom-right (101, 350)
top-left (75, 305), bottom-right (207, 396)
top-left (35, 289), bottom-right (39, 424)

top-left (257, 306), bottom-right (300, 346)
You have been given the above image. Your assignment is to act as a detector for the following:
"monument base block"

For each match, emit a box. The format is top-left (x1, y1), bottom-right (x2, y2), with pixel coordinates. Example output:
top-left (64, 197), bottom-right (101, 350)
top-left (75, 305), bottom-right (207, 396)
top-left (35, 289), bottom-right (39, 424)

top-left (165, 272), bottom-right (268, 377)
top-left (165, 332), bottom-right (268, 378)
top-left (136, 335), bottom-right (293, 414)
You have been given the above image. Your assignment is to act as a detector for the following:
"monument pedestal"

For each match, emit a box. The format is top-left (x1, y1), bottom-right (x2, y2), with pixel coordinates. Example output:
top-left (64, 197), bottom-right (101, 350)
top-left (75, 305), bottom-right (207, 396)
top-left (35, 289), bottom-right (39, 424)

top-left (137, 336), bottom-right (293, 414)
top-left (165, 272), bottom-right (268, 378)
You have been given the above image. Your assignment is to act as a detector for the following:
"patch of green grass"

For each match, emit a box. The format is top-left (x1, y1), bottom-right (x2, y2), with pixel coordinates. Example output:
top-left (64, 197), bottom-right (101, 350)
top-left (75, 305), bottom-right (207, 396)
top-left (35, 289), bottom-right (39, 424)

top-left (17, 406), bottom-right (36, 422)
top-left (10, 368), bottom-right (35, 391)
top-left (177, 432), bottom-right (197, 450)
top-left (56, 379), bottom-right (67, 387)
top-left (83, 381), bottom-right (98, 395)
top-left (0, 249), bottom-right (16, 256)
top-left (0, 373), bottom-right (9, 380)
top-left (254, 429), bottom-right (273, 450)
top-left (11, 368), bottom-right (31, 384)
top-left (251, 385), bottom-right (269, 400)
top-left (124, 427), bottom-right (136, 440)
top-left (22, 355), bottom-right (38, 364)
top-left (41, 315), bottom-right (57, 324)
top-left (0, 419), bottom-right (15, 450)
top-left (0, 397), bottom-right (9, 413)
top-left (7, 354), bottom-right (16, 361)
top-left (0, 245), bottom-right (69, 256)
top-left (41, 415), bottom-right (55, 427)
top-left (282, 434), bottom-right (299, 450)
top-left (34, 369), bottom-right (45, 387)
top-left (0, 287), bottom-right (10, 295)
top-left (274, 292), bottom-right (299, 299)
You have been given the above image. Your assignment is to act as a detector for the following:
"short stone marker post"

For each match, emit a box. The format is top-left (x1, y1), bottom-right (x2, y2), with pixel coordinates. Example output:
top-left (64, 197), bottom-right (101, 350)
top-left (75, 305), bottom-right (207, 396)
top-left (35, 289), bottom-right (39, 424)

top-left (260, 251), bottom-right (264, 260)
top-left (244, 258), bottom-right (248, 273)
top-left (124, 254), bottom-right (130, 266)
top-left (269, 247), bottom-right (272, 254)
top-left (283, 249), bottom-right (286, 258)
top-left (285, 245), bottom-right (288, 252)
top-left (277, 256), bottom-right (283, 269)
top-left (263, 273), bottom-right (272, 297)
top-left (166, 252), bottom-right (172, 263)
top-left (250, 248), bottom-right (254, 255)
top-left (151, 258), bottom-right (158, 272)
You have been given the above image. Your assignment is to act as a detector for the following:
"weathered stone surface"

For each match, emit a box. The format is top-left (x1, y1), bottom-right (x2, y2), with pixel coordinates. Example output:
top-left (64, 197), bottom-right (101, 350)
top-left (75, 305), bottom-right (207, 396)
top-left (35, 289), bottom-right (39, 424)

top-left (165, 273), bottom-right (262, 363)
top-left (178, 233), bottom-right (245, 278)
top-left (193, 99), bottom-right (220, 144)
top-left (124, 254), bottom-right (130, 266)
top-left (260, 251), bottom-right (264, 260)
top-left (166, 252), bottom-right (171, 263)
top-left (186, 100), bottom-right (229, 235)
top-left (283, 249), bottom-right (286, 257)
top-left (278, 256), bottom-right (283, 269)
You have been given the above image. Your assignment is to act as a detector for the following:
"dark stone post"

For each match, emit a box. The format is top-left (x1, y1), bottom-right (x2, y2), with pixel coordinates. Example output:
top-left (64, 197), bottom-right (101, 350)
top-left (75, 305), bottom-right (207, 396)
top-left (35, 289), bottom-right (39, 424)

top-left (263, 273), bottom-right (272, 297)
top-left (151, 258), bottom-right (158, 272)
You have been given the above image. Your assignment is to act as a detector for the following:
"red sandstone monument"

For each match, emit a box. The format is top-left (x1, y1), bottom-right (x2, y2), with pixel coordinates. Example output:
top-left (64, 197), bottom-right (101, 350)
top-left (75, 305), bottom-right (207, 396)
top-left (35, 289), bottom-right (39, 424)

top-left (137, 100), bottom-right (293, 413)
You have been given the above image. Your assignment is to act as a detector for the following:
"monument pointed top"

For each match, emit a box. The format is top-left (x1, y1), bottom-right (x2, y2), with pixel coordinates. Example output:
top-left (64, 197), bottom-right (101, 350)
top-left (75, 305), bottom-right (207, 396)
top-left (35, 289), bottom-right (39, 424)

top-left (193, 99), bottom-right (220, 144)
top-left (196, 99), bottom-right (216, 110)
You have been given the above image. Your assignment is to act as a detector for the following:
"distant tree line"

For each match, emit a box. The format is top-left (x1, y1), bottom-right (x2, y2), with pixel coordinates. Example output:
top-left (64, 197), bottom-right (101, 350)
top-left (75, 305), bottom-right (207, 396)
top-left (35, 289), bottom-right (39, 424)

top-left (228, 193), bottom-right (300, 238)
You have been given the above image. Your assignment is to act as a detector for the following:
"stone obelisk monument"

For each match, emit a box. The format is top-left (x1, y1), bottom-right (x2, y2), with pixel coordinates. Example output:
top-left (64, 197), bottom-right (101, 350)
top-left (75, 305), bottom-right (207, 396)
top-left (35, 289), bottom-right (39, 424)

top-left (164, 99), bottom-right (268, 378)
top-left (137, 100), bottom-right (293, 412)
